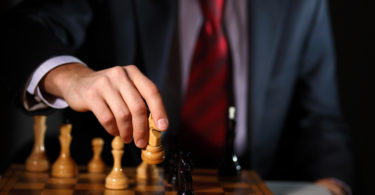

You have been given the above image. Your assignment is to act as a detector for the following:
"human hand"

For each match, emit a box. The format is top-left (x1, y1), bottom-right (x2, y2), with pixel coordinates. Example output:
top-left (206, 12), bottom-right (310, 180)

top-left (41, 63), bottom-right (168, 148)
top-left (315, 178), bottom-right (347, 195)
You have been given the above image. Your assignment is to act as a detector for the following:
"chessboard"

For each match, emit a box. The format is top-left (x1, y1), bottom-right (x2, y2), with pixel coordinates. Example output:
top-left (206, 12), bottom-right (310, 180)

top-left (0, 164), bottom-right (272, 195)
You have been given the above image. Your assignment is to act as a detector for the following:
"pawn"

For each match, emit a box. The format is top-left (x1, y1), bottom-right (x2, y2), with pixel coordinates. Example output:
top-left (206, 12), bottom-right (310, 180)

top-left (88, 138), bottom-right (106, 173)
top-left (105, 136), bottom-right (128, 189)
top-left (51, 124), bottom-right (78, 178)
top-left (141, 114), bottom-right (165, 164)
top-left (136, 161), bottom-right (159, 180)
top-left (25, 115), bottom-right (50, 172)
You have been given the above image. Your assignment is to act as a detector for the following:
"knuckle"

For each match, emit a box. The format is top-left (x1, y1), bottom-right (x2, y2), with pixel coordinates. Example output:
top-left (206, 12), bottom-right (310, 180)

top-left (132, 101), bottom-right (147, 116)
top-left (96, 76), bottom-right (110, 87)
top-left (109, 66), bottom-right (124, 78)
top-left (124, 65), bottom-right (139, 72)
top-left (148, 83), bottom-right (160, 97)
top-left (86, 87), bottom-right (98, 99)
top-left (117, 109), bottom-right (131, 121)
top-left (99, 112), bottom-right (114, 127)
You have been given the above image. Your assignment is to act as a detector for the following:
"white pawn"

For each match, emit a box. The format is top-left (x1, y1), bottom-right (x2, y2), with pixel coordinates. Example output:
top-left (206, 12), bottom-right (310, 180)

top-left (25, 115), bottom-right (50, 172)
top-left (88, 138), bottom-right (106, 173)
top-left (105, 136), bottom-right (128, 189)
top-left (51, 124), bottom-right (78, 178)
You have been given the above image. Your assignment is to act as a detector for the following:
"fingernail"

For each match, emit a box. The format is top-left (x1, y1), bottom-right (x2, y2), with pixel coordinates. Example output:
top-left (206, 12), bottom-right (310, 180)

top-left (157, 118), bottom-right (168, 130)
top-left (136, 139), bottom-right (146, 148)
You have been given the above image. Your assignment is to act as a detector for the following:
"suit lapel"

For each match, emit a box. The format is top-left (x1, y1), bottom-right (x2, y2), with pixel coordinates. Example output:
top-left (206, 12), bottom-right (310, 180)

top-left (134, 0), bottom-right (177, 88)
top-left (247, 0), bottom-right (287, 161)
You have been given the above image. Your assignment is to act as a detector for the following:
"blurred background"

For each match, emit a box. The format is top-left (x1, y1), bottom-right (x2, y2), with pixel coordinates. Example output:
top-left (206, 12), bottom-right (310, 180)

top-left (0, 0), bottom-right (374, 194)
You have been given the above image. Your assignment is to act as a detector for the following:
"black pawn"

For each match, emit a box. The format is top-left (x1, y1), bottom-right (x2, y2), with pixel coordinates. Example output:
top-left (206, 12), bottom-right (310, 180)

top-left (218, 106), bottom-right (241, 176)
top-left (166, 151), bottom-right (179, 186)
top-left (178, 152), bottom-right (194, 195)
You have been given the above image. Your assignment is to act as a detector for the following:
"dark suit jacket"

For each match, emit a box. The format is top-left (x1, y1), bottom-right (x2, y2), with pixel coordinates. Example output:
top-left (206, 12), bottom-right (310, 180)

top-left (1, 0), bottom-right (353, 185)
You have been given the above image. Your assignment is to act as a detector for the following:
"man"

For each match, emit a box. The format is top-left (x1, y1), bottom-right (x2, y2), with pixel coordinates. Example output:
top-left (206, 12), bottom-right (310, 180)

top-left (1, 0), bottom-right (352, 194)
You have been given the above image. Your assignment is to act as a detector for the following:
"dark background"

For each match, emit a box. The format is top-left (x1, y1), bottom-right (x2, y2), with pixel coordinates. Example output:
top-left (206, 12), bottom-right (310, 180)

top-left (0, 0), bottom-right (374, 194)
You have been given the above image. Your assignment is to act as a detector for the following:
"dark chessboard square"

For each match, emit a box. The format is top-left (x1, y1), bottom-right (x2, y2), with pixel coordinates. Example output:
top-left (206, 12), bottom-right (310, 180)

top-left (8, 189), bottom-right (42, 195)
top-left (135, 192), bottom-right (164, 195)
top-left (45, 183), bottom-right (75, 189)
top-left (193, 169), bottom-right (218, 176)
top-left (223, 187), bottom-right (254, 193)
top-left (73, 190), bottom-right (103, 195)
top-left (193, 182), bottom-right (221, 188)
top-left (19, 172), bottom-right (49, 183)
top-left (219, 176), bottom-right (247, 183)
top-left (75, 183), bottom-right (104, 190)
top-left (13, 182), bottom-right (45, 190)
top-left (42, 189), bottom-right (74, 195)
top-left (77, 178), bottom-right (105, 184)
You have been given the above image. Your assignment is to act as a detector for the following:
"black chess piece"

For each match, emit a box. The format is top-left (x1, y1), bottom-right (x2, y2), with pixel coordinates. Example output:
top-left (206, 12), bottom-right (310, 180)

top-left (166, 151), bottom-right (179, 186)
top-left (178, 151), bottom-right (194, 195)
top-left (218, 106), bottom-right (241, 176)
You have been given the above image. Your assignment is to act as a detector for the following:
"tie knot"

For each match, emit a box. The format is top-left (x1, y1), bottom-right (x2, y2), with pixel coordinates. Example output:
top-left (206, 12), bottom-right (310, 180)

top-left (199, 0), bottom-right (224, 26)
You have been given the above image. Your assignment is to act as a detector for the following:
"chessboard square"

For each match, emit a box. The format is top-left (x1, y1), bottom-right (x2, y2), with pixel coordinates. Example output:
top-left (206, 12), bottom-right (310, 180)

top-left (223, 187), bottom-right (255, 193)
top-left (20, 172), bottom-right (49, 183)
top-left (45, 183), bottom-right (75, 189)
top-left (42, 189), bottom-right (74, 195)
top-left (8, 189), bottom-right (42, 195)
top-left (13, 183), bottom-right (45, 190)
top-left (219, 176), bottom-right (247, 183)
top-left (48, 177), bottom-right (77, 184)
top-left (165, 192), bottom-right (177, 195)
top-left (135, 184), bottom-right (164, 192)
top-left (220, 182), bottom-right (250, 188)
top-left (193, 182), bottom-right (221, 188)
top-left (194, 186), bottom-right (224, 193)
top-left (73, 190), bottom-right (103, 195)
top-left (136, 179), bottom-right (163, 186)
top-left (193, 169), bottom-right (218, 175)
top-left (75, 183), bottom-right (104, 190)
top-left (192, 175), bottom-right (219, 182)
top-left (77, 177), bottom-right (105, 184)
top-left (135, 192), bottom-right (164, 195)
top-left (78, 173), bottom-right (107, 180)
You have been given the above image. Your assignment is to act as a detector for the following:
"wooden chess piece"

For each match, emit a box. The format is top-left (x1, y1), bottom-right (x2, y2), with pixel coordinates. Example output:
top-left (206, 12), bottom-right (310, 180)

top-left (136, 161), bottom-right (159, 180)
top-left (51, 123), bottom-right (78, 178)
top-left (25, 115), bottom-right (50, 172)
top-left (105, 136), bottom-right (128, 189)
top-left (88, 137), bottom-right (106, 173)
top-left (141, 114), bottom-right (165, 164)
top-left (218, 106), bottom-right (241, 176)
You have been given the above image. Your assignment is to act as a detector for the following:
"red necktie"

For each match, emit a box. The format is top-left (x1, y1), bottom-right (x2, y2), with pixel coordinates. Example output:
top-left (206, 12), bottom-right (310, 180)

top-left (181, 0), bottom-right (229, 162)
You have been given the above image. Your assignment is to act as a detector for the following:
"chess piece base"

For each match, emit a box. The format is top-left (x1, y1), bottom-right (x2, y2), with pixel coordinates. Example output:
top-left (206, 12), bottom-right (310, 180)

top-left (25, 153), bottom-right (50, 172)
top-left (141, 145), bottom-right (165, 165)
top-left (51, 158), bottom-right (78, 178)
top-left (105, 169), bottom-right (128, 189)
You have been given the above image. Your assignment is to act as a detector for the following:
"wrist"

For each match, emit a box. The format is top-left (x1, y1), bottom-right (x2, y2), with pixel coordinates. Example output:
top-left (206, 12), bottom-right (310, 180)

top-left (41, 63), bottom-right (92, 99)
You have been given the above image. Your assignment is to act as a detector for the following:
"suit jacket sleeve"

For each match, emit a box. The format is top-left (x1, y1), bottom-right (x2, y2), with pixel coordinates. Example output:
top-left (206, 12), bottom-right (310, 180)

top-left (295, 0), bottom-right (353, 185)
top-left (0, 0), bottom-right (96, 107)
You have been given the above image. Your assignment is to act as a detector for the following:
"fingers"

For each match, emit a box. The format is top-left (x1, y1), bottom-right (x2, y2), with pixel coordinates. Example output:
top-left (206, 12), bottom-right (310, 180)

top-left (124, 65), bottom-right (169, 131)
top-left (80, 65), bottom-right (167, 149)
top-left (112, 67), bottom-right (149, 148)
top-left (88, 92), bottom-right (119, 137)
top-left (98, 79), bottom-right (133, 143)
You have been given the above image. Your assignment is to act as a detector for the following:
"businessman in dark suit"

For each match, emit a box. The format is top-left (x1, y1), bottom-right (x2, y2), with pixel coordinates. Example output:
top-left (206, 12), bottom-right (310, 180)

top-left (1, 0), bottom-right (352, 194)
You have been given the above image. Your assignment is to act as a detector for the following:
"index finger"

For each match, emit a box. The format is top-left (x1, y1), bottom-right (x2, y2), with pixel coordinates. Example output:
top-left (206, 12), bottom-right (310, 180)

top-left (123, 65), bottom-right (169, 131)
